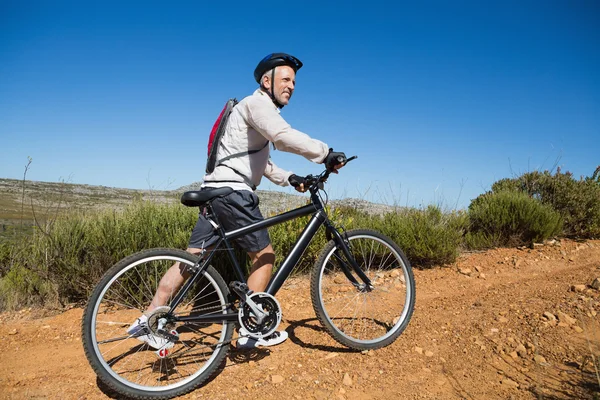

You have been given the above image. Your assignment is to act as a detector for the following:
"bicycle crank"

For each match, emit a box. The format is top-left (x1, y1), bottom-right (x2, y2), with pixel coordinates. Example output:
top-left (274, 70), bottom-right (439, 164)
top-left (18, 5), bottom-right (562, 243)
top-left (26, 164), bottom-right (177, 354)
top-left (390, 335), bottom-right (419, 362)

top-left (238, 292), bottom-right (282, 339)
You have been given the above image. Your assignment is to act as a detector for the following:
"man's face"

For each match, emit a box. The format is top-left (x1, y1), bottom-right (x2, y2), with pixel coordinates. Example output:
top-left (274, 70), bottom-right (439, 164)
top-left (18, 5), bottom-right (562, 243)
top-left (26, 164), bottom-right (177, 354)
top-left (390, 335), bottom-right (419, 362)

top-left (264, 65), bottom-right (296, 106)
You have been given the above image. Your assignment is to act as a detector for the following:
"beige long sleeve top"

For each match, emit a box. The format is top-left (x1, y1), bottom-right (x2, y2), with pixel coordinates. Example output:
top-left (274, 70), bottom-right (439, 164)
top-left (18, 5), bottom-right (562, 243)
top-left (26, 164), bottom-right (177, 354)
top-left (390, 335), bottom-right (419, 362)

top-left (202, 89), bottom-right (329, 191)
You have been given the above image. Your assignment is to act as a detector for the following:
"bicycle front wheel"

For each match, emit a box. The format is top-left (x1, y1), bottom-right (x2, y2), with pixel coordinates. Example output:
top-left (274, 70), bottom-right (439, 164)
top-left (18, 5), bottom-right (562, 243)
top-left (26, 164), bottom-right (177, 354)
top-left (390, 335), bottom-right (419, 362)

top-left (311, 229), bottom-right (415, 350)
top-left (82, 248), bottom-right (233, 399)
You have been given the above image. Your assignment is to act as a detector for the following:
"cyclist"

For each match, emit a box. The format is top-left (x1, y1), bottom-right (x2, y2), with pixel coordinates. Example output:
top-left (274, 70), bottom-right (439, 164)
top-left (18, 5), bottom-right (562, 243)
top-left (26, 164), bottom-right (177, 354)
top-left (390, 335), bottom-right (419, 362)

top-left (128, 52), bottom-right (346, 349)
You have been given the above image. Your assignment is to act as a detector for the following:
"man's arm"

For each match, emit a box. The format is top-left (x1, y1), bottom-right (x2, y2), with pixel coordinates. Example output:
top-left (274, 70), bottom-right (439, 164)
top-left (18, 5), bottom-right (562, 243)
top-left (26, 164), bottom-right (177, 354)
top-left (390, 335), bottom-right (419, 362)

top-left (263, 158), bottom-right (292, 186)
top-left (246, 98), bottom-right (329, 163)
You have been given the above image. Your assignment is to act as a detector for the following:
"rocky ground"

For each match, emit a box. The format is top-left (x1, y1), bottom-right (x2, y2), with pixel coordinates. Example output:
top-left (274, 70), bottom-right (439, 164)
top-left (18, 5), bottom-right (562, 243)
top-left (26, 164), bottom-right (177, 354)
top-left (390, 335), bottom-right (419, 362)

top-left (0, 239), bottom-right (599, 399)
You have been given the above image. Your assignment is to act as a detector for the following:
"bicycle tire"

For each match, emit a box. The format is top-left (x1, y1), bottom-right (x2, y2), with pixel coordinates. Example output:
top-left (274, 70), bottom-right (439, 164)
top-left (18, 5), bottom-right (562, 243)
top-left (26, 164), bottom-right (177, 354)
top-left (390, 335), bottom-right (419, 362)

top-left (82, 248), bottom-right (233, 399)
top-left (310, 229), bottom-right (415, 350)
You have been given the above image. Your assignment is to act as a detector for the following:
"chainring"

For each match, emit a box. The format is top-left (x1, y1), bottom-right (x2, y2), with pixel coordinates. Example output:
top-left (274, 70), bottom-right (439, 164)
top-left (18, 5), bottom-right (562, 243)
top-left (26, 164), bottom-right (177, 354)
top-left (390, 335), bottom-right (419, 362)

top-left (238, 292), bottom-right (282, 339)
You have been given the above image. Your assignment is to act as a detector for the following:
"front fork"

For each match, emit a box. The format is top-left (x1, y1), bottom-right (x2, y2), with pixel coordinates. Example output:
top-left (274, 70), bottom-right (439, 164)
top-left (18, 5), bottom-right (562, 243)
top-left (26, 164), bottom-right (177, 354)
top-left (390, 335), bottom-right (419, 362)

top-left (324, 221), bottom-right (374, 292)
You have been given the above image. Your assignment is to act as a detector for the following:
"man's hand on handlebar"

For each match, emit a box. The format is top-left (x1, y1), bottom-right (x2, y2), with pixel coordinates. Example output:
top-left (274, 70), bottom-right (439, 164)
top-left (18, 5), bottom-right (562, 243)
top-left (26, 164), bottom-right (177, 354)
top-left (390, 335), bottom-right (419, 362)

top-left (324, 149), bottom-right (347, 174)
top-left (288, 174), bottom-right (308, 193)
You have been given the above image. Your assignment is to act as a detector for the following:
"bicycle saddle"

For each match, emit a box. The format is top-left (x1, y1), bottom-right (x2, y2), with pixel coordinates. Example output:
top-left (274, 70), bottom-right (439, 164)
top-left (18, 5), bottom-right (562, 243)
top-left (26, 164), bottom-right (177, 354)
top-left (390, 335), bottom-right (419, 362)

top-left (180, 187), bottom-right (234, 207)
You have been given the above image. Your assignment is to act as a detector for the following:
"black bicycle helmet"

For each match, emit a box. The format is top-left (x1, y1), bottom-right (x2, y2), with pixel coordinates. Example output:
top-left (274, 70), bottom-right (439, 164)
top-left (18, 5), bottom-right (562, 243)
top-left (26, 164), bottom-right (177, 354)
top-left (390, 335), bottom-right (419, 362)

top-left (253, 53), bottom-right (303, 83)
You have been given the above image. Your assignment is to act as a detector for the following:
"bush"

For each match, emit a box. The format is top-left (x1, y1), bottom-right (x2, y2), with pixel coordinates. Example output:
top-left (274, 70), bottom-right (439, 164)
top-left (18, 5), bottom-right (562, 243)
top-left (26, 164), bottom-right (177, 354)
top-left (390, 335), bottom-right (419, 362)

top-left (467, 191), bottom-right (563, 248)
top-left (378, 205), bottom-right (468, 267)
top-left (0, 200), bottom-right (199, 309)
top-left (490, 169), bottom-right (600, 238)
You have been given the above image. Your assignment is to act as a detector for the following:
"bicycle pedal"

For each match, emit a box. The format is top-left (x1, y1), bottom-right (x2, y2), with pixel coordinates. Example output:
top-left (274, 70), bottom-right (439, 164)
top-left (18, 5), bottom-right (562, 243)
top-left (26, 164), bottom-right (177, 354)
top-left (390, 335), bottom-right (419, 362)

top-left (157, 329), bottom-right (179, 342)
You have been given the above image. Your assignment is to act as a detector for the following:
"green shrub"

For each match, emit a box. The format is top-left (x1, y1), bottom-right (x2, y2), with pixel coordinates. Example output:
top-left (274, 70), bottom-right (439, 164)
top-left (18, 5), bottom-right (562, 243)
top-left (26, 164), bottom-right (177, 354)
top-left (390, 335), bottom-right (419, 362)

top-left (467, 190), bottom-right (563, 248)
top-left (490, 169), bottom-right (600, 238)
top-left (378, 205), bottom-right (468, 267)
top-left (0, 265), bottom-right (56, 310)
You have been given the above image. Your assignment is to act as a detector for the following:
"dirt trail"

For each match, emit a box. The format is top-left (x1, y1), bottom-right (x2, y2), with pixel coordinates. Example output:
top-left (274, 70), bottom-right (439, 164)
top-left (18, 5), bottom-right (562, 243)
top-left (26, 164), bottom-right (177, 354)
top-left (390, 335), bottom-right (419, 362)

top-left (1, 239), bottom-right (599, 400)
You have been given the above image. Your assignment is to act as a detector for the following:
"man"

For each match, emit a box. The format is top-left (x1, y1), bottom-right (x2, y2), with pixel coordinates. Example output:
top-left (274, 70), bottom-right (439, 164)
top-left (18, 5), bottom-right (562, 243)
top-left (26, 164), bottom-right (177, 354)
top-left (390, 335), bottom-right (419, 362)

top-left (128, 53), bottom-right (345, 349)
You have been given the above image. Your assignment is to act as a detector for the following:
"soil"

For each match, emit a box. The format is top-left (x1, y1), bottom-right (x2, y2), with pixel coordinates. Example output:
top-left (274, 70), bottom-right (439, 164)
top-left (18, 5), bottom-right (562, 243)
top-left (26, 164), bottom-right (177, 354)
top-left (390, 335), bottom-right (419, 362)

top-left (1, 239), bottom-right (599, 400)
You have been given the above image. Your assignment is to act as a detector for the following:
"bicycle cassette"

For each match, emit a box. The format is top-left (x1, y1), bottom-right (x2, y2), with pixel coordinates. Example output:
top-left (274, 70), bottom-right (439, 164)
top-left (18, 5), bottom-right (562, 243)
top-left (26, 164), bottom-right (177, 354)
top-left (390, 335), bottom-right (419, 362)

top-left (238, 292), bottom-right (282, 339)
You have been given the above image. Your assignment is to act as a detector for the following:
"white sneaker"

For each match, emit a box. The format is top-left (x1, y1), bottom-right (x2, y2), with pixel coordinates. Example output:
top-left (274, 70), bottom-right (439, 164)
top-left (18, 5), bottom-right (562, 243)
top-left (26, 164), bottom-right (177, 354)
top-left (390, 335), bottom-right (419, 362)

top-left (127, 314), bottom-right (148, 337)
top-left (127, 314), bottom-right (174, 351)
top-left (237, 327), bottom-right (288, 349)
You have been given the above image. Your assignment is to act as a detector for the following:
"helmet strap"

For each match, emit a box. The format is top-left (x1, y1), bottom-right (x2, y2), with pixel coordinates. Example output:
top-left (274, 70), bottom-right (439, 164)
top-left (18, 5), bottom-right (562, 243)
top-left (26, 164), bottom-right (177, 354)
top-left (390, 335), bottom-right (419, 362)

top-left (268, 68), bottom-right (285, 109)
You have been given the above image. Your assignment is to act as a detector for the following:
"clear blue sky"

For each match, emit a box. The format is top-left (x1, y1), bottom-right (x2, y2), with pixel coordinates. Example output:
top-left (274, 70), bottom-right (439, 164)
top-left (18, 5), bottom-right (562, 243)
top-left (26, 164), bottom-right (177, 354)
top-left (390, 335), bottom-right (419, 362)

top-left (1, 1), bottom-right (598, 209)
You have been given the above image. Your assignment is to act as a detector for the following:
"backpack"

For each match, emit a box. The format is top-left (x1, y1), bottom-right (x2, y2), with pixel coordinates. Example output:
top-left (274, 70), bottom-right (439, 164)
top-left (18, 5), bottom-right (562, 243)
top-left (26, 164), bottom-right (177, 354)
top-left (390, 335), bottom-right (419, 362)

top-left (205, 98), bottom-right (238, 174)
top-left (204, 98), bottom-right (269, 190)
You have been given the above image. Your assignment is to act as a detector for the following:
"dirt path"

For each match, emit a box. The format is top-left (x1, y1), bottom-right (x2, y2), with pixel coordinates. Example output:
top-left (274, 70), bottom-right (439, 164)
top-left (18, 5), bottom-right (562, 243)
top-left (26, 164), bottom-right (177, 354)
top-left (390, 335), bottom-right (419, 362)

top-left (1, 239), bottom-right (599, 400)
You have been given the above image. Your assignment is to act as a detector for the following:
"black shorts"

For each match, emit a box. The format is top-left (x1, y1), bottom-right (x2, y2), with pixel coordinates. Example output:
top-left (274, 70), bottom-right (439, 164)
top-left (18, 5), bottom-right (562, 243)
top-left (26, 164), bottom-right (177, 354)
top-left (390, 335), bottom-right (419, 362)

top-left (188, 188), bottom-right (270, 253)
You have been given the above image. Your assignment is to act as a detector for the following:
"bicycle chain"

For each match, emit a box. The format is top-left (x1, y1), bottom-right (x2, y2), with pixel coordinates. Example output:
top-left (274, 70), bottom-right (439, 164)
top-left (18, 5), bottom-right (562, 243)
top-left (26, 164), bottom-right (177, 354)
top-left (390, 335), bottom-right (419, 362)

top-left (178, 301), bottom-right (235, 315)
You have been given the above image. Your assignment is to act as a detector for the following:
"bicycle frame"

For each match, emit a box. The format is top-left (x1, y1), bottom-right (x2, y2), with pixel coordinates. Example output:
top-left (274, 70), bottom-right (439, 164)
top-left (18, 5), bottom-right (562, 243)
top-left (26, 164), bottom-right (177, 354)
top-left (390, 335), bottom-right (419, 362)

top-left (172, 186), bottom-right (372, 324)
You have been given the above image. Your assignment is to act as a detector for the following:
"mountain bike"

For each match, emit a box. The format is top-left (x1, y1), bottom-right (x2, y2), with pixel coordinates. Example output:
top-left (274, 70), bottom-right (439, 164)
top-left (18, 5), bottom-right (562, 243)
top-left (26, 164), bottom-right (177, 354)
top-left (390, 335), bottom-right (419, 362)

top-left (81, 156), bottom-right (416, 399)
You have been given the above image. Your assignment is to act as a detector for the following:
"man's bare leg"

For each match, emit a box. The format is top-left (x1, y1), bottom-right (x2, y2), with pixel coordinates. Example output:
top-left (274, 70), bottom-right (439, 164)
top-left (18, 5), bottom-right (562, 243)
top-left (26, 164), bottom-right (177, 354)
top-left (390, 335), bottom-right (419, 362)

top-left (247, 244), bottom-right (276, 292)
top-left (146, 247), bottom-right (201, 313)
top-left (146, 243), bottom-right (274, 313)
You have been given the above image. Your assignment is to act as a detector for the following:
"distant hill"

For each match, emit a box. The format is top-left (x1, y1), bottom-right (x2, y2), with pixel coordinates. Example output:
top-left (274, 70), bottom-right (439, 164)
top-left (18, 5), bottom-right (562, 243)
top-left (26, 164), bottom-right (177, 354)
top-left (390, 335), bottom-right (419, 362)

top-left (0, 178), bottom-right (396, 227)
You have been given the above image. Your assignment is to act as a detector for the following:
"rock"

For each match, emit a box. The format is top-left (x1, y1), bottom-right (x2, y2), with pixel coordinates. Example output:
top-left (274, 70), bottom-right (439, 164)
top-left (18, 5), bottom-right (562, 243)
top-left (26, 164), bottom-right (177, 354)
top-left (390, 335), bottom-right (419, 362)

top-left (542, 312), bottom-right (556, 322)
top-left (425, 351), bottom-right (434, 357)
top-left (389, 269), bottom-right (401, 278)
top-left (271, 375), bottom-right (284, 384)
top-left (342, 373), bottom-right (353, 386)
top-left (591, 278), bottom-right (600, 290)
top-left (557, 311), bottom-right (576, 325)
top-left (516, 344), bottom-right (527, 358)
top-left (498, 316), bottom-right (509, 323)
top-left (501, 378), bottom-right (519, 388)
top-left (534, 355), bottom-right (548, 365)
top-left (572, 326), bottom-right (584, 333)
top-left (459, 268), bottom-right (472, 276)
top-left (571, 285), bottom-right (587, 293)
top-left (8, 329), bottom-right (18, 335)
top-left (525, 342), bottom-right (536, 352)
top-left (414, 346), bottom-right (423, 354)
top-left (474, 266), bottom-right (483, 272)
top-left (513, 259), bottom-right (522, 268)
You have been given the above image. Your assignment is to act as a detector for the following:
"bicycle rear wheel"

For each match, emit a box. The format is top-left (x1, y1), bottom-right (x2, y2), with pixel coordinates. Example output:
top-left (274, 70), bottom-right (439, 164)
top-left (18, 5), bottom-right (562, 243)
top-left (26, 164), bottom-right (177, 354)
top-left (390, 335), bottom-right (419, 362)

top-left (82, 248), bottom-right (233, 399)
top-left (311, 229), bottom-right (415, 350)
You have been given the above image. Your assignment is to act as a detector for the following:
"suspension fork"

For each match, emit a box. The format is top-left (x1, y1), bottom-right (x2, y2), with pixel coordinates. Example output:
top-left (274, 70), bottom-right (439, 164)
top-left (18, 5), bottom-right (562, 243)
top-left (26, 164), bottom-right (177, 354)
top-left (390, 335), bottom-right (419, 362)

top-left (324, 222), bottom-right (373, 290)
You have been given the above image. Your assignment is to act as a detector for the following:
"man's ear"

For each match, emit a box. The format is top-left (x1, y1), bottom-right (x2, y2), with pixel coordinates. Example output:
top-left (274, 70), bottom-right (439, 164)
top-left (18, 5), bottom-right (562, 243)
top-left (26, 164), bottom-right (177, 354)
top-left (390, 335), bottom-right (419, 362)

top-left (261, 75), bottom-right (271, 90)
